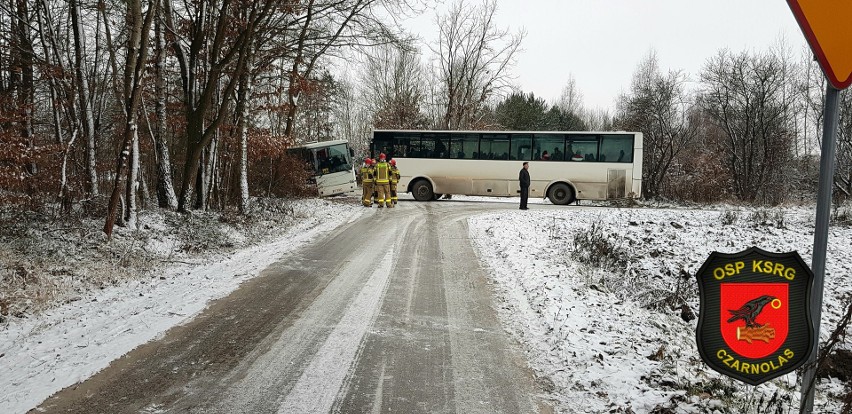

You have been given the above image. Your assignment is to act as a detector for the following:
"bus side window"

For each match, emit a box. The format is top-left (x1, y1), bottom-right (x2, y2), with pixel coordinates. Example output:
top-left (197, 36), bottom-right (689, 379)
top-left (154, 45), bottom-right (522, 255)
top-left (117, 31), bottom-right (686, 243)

top-left (393, 144), bottom-right (407, 158)
top-left (511, 135), bottom-right (532, 161)
top-left (568, 137), bottom-right (598, 162)
top-left (533, 134), bottom-right (565, 162)
top-left (421, 133), bottom-right (449, 158)
top-left (393, 133), bottom-right (419, 158)
top-left (434, 139), bottom-right (447, 158)
top-left (481, 134), bottom-right (509, 161)
top-left (450, 133), bottom-right (479, 159)
top-left (600, 134), bottom-right (633, 163)
top-left (421, 135), bottom-right (436, 158)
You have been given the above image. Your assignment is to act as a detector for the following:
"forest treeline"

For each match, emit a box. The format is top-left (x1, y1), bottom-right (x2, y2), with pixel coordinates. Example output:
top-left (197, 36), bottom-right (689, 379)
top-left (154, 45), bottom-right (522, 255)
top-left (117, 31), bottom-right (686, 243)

top-left (1, 0), bottom-right (851, 237)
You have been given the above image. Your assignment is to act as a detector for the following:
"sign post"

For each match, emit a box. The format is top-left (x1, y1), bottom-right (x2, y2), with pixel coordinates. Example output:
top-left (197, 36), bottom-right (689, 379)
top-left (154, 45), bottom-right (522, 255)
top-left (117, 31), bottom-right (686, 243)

top-left (799, 84), bottom-right (839, 413)
top-left (786, 1), bottom-right (851, 411)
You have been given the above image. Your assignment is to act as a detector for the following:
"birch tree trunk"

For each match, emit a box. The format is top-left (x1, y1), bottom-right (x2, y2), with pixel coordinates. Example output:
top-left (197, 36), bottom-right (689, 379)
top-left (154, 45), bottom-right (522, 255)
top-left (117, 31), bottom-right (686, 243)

top-left (207, 133), bottom-right (221, 209)
top-left (139, 167), bottom-right (151, 209)
top-left (236, 58), bottom-right (253, 213)
top-left (124, 128), bottom-right (140, 229)
top-left (153, 0), bottom-right (177, 209)
top-left (239, 122), bottom-right (249, 211)
top-left (202, 133), bottom-right (219, 210)
top-left (60, 129), bottom-right (79, 213)
top-left (70, 0), bottom-right (99, 197)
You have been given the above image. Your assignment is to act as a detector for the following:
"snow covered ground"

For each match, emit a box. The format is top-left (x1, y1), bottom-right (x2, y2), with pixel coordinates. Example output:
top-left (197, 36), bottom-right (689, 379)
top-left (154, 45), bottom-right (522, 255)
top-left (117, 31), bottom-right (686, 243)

top-left (468, 199), bottom-right (851, 413)
top-left (2, 195), bottom-right (850, 413)
top-left (0, 199), bottom-right (364, 414)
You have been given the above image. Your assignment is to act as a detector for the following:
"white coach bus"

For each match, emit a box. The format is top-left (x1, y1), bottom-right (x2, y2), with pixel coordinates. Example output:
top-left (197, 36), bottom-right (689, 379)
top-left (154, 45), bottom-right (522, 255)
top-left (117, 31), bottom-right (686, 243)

top-left (370, 130), bottom-right (643, 204)
top-left (287, 139), bottom-right (357, 197)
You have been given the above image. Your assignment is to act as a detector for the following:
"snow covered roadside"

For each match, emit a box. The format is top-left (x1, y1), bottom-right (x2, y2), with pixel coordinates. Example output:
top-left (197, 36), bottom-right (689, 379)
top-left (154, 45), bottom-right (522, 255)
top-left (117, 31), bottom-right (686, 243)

top-left (469, 205), bottom-right (850, 413)
top-left (0, 199), bottom-right (363, 414)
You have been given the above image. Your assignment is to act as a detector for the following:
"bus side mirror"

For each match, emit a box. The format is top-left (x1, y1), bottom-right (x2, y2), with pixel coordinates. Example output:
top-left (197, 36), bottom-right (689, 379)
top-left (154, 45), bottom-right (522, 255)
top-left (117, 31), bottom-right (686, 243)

top-left (350, 148), bottom-right (355, 157)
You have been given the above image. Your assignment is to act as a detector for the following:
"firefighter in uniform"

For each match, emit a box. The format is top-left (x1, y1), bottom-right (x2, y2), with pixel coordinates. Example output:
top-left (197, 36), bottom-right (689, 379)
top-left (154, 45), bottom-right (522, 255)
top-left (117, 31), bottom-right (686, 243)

top-left (374, 153), bottom-right (392, 208)
top-left (389, 159), bottom-right (400, 205)
top-left (361, 158), bottom-right (374, 207)
top-left (370, 158), bottom-right (378, 203)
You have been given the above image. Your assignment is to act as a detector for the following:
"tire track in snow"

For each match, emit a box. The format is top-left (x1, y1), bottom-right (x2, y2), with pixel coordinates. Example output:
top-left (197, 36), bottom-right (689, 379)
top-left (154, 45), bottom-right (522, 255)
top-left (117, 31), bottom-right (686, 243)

top-left (277, 251), bottom-right (393, 413)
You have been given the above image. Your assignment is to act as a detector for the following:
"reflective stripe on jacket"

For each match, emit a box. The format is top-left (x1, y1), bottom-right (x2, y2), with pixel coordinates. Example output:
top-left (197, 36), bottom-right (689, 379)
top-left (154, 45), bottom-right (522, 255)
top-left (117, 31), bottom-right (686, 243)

top-left (374, 161), bottom-right (390, 183)
top-left (390, 166), bottom-right (400, 184)
top-left (361, 166), bottom-right (373, 183)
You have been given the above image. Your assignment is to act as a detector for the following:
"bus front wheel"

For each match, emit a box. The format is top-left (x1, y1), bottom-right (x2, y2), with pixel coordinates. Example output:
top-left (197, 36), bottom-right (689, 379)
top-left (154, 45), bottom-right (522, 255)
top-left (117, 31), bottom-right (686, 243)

top-left (412, 180), bottom-right (434, 201)
top-left (548, 183), bottom-right (576, 205)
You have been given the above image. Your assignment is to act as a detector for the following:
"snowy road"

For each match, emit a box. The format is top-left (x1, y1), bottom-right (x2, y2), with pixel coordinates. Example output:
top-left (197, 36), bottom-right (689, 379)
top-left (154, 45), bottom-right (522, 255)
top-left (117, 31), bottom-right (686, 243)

top-left (34, 200), bottom-right (553, 413)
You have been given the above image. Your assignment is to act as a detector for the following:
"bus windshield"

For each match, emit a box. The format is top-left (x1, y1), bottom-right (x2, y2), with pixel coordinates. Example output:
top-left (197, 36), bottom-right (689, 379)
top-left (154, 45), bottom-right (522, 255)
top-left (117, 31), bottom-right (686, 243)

top-left (310, 143), bottom-right (352, 176)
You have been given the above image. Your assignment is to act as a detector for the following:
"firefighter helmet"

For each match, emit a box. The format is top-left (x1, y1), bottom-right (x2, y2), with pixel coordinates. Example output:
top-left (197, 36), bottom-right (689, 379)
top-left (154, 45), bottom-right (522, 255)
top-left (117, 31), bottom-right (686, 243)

top-left (370, 158), bottom-right (377, 165)
top-left (379, 153), bottom-right (386, 160)
top-left (390, 159), bottom-right (396, 166)
top-left (364, 158), bottom-right (372, 165)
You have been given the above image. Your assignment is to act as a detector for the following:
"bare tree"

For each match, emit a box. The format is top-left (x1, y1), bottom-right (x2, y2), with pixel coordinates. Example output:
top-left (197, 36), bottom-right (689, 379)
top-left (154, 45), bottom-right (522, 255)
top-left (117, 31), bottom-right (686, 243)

top-left (32, 0), bottom-right (75, 208)
top-left (430, 0), bottom-right (524, 130)
top-left (555, 74), bottom-right (584, 116)
top-left (0, 0), bottom-right (415, 217)
top-left (617, 51), bottom-right (699, 199)
top-left (234, 48), bottom-right (254, 214)
top-left (5, 0), bottom-right (36, 172)
top-left (219, 0), bottom-right (410, 209)
top-left (70, 0), bottom-right (99, 198)
top-left (103, 0), bottom-right (155, 237)
top-left (800, 46), bottom-right (852, 202)
top-left (281, 0), bottom-right (407, 140)
top-left (809, 82), bottom-right (852, 202)
top-left (333, 72), bottom-right (373, 157)
top-left (162, 0), bottom-right (278, 212)
top-left (294, 71), bottom-right (340, 142)
top-left (700, 49), bottom-right (798, 204)
top-left (833, 90), bottom-right (852, 201)
top-left (360, 43), bottom-right (427, 129)
top-left (581, 107), bottom-right (613, 132)
top-left (151, 0), bottom-right (177, 209)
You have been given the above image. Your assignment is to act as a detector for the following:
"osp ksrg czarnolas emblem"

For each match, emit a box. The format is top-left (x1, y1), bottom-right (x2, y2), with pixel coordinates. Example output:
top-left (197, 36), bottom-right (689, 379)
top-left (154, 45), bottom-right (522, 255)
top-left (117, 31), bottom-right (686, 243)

top-left (695, 247), bottom-right (815, 385)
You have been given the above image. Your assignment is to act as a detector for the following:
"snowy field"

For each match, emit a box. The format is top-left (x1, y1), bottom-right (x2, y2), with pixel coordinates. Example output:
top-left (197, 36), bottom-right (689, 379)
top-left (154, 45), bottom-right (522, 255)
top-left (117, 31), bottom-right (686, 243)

top-left (468, 199), bottom-right (851, 413)
top-left (1, 195), bottom-right (850, 413)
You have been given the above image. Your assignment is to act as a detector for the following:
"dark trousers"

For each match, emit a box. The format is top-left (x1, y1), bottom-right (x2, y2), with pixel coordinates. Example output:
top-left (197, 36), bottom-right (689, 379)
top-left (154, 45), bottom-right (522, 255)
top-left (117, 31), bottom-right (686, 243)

top-left (520, 186), bottom-right (529, 208)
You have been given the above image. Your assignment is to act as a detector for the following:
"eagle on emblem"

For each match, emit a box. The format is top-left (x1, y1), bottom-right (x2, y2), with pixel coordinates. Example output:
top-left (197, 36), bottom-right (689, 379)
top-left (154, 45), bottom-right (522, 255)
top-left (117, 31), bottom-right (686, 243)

top-left (727, 295), bottom-right (776, 328)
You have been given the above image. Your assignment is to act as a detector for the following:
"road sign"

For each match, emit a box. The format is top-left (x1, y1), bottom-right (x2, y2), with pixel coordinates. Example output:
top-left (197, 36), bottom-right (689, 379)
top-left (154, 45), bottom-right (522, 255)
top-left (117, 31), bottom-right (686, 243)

top-left (695, 247), bottom-right (814, 385)
top-left (787, 1), bottom-right (852, 89)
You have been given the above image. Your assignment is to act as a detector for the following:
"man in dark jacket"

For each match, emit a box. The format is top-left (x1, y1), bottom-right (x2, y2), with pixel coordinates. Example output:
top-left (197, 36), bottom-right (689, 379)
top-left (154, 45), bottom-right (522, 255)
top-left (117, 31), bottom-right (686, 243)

top-left (519, 162), bottom-right (530, 210)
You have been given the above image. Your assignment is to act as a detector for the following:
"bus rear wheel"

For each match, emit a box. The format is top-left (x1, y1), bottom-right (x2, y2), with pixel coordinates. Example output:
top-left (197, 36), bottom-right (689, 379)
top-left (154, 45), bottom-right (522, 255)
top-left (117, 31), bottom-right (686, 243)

top-left (412, 180), bottom-right (434, 201)
top-left (548, 183), bottom-right (575, 205)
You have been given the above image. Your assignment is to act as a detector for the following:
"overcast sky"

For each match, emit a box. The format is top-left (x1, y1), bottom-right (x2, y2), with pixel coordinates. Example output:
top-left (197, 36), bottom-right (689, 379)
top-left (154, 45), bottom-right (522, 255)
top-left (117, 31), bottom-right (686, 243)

top-left (404, 0), bottom-right (810, 111)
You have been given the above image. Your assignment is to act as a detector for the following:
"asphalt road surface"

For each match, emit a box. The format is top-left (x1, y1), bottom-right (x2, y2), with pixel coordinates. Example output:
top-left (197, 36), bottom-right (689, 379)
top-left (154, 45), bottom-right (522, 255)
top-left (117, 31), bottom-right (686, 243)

top-left (35, 199), bottom-right (554, 414)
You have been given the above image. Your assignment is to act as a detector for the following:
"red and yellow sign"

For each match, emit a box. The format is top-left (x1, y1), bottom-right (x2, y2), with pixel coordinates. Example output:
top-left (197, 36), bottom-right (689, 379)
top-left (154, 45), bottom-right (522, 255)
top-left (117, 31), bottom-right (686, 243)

top-left (788, 0), bottom-right (852, 89)
top-left (696, 247), bottom-right (814, 385)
